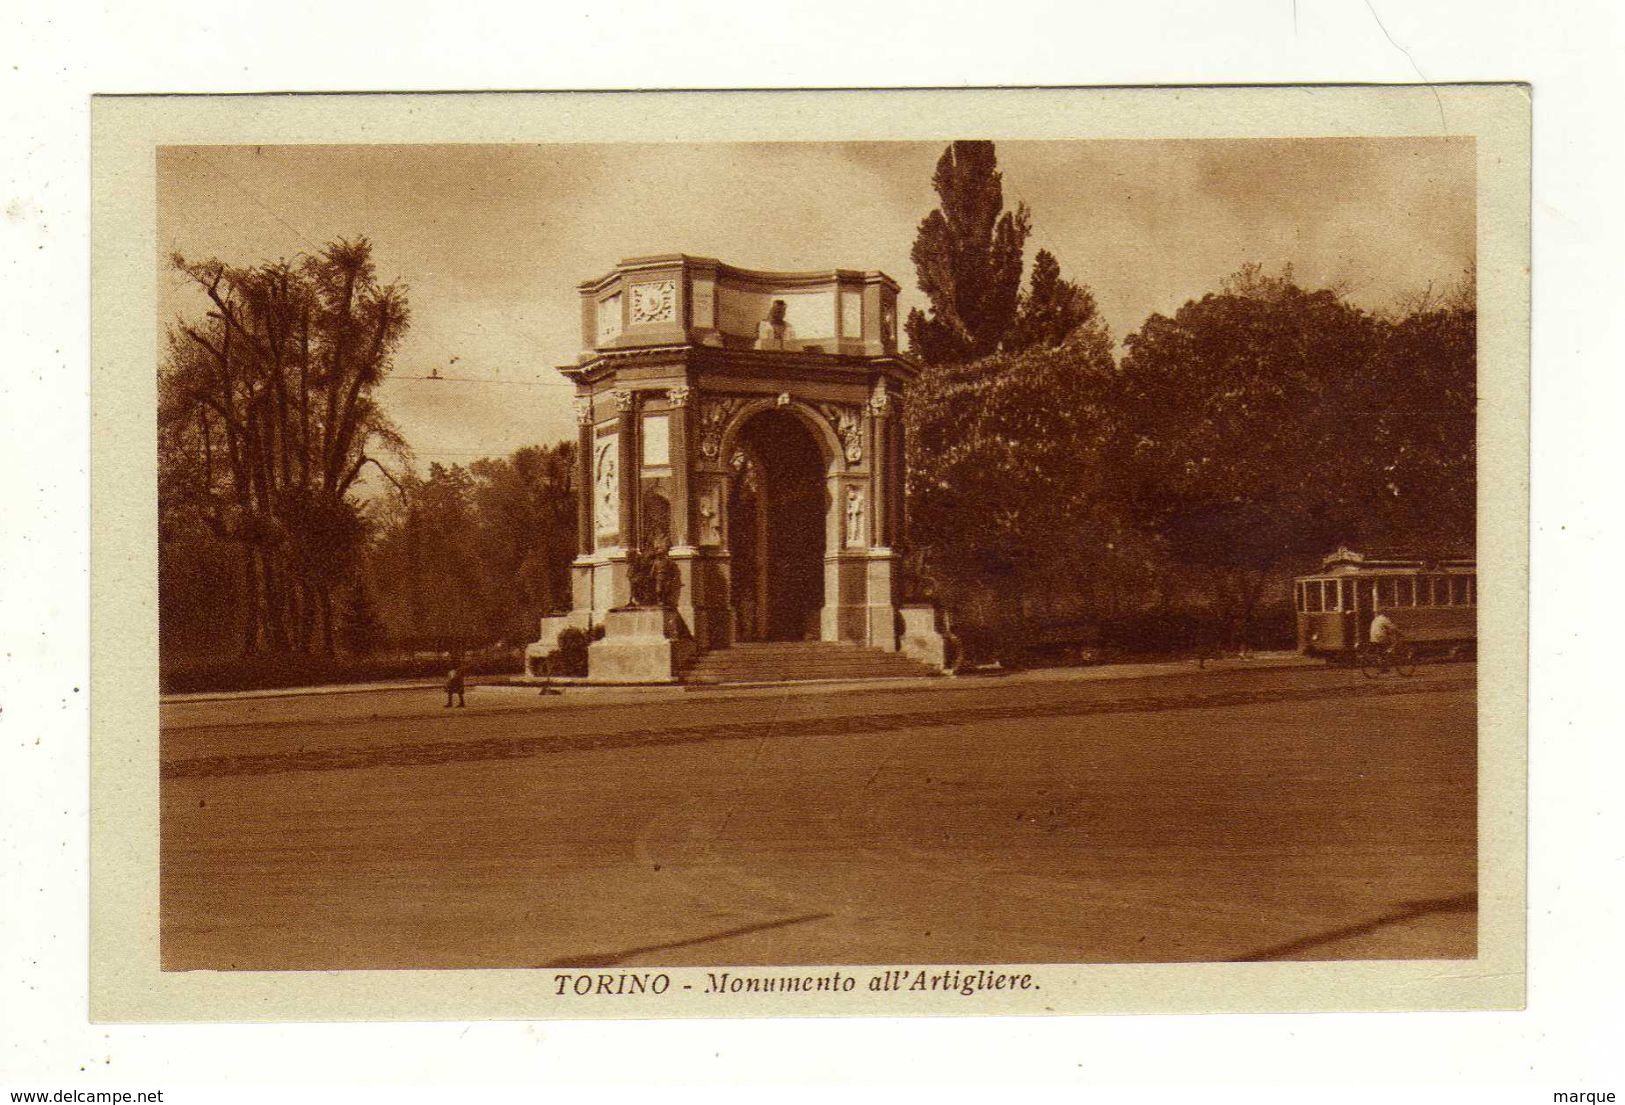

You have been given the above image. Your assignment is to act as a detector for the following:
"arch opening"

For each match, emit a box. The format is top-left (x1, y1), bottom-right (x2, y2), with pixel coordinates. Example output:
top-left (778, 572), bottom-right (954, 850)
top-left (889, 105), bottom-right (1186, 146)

top-left (727, 408), bottom-right (828, 641)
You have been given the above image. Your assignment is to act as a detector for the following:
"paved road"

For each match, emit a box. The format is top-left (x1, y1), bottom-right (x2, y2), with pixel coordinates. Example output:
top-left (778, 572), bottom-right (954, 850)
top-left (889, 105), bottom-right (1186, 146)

top-left (160, 662), bottom-right (1476, 970)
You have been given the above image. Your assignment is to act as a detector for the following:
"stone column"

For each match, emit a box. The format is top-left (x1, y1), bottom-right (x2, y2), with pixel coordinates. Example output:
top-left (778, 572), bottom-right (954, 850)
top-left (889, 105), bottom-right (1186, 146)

top-left (666, 385), bottom-right (691, 547)
top-left (573, 395), bottom-right (594, 556)
top-left (868, 380), bottom-right (891, 548)
top-left (890, 401), bottom-right (907, 557)
top-left (614, 388), bottom-right (637, 550)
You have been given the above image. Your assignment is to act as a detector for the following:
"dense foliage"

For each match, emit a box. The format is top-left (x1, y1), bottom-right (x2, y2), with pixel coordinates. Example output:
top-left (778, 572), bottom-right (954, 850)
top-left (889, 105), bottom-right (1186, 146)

top-left (907, 258), bottom-right (1476, 654)
top-left (159, 238), bottom-right (410, 658)
top-left (366, 443), bottom-right (578, 650)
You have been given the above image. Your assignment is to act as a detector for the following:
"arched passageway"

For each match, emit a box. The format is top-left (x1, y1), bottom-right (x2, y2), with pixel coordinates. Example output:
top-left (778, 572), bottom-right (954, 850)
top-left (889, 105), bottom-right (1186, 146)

top-left (727, 409), bottom-right (827, 641)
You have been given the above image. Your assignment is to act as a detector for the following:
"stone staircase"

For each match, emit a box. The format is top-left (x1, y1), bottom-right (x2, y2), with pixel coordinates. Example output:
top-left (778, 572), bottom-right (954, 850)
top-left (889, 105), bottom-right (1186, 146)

top-left (682, 640), bottom-right (942, 685)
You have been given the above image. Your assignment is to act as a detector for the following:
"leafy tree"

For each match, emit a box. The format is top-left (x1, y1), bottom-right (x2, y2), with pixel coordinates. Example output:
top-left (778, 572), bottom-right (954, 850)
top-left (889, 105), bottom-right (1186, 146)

top-left (160, 237), bottom-right (410, 656)
top-left (467, 442), bottom-right (578, 636)
top-left (339, 581), bottom-right (387, 656)
top-left (367, 442), bottom-right (579, 649)
top-left (1116, 263), bottom-right (1476, 637)
top-left (1009, 248), bottom-right (1096, 353)
top-left (905, 141), bottom-right (1031, 366)
top-left (905, 312), bottom-right (1130, 635)
top-left (1362, 294), bottom-right (1476, 551)
top-left (368, 463), bottom-right (485, 649)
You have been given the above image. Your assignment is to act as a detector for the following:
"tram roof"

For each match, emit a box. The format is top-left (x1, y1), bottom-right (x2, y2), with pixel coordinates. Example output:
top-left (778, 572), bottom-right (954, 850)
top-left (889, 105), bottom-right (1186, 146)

top-left (1308, 545), bottom-right (1476, 575)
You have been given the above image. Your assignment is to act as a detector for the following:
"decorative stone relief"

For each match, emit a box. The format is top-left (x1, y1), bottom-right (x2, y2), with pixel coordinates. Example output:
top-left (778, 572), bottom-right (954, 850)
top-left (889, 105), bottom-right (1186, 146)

top-left (612, 388), bottom-right (635, 413)
top-left (696, 480), bottom-right (723, 546)
top-left (775, 391), bottom-right (790, 407)
top-left (844, 486), bottom-right (867, 548)
top-left (730, 448), bottom-right (761, 496)
top-left (666, 384), bottom-right (691, 408)
top-left (628, 279), bottom-right (677, 325)
top-left (699, 397), bottom-right (740, 460)
top-left (868, 381), bottom-right (891, 417)
top-left (881, 301), bottom-right (897, 346)
top-left (594, 438), bottom-right (619, 539)
top-left (572, 395), bottom-right (594, 426)
top-left (819, 403), bottom-right (864, 465)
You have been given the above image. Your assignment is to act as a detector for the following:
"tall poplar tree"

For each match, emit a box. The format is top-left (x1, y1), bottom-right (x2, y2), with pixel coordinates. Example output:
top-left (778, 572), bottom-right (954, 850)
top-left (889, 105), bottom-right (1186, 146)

top-left (905, 141), bottom-right (1031, 366)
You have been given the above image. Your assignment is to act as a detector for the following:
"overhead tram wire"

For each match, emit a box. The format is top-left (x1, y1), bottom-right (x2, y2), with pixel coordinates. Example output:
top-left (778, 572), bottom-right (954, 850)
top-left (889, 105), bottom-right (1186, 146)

top-left (394, 373), bottom-right (568, 386)
top-left (188, 151), bottom-right (545, 384)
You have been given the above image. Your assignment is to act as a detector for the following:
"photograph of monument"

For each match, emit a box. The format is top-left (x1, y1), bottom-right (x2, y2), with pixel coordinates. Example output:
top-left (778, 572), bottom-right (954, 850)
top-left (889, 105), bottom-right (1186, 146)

top-left (150, 127), bottom-right (1486, 987)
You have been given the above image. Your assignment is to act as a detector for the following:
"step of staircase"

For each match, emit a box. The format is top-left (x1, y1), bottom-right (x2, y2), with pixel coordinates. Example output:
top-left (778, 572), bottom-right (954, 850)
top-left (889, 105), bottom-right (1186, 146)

top-left (683, 641), bottom-right (940, 684)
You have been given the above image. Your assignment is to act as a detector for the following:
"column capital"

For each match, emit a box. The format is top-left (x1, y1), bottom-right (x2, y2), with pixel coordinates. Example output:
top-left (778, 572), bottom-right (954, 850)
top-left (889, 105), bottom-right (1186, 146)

top-left (573, 395), bottom-right (594, 425)
top-left (666, 384), bottom-right (692, 408)
top-left (612, 388), bottom-right (636, 414)
top-left (868, 380), bottom-right (891, 417)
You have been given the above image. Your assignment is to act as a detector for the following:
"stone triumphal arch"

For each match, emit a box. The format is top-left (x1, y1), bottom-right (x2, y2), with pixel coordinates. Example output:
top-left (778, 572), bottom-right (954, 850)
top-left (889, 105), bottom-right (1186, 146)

top-left (529, 254), bottom-right (946, 682)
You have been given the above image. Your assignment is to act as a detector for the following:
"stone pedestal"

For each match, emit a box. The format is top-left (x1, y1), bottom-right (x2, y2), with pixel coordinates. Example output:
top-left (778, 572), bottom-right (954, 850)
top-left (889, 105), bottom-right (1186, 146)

top-left (524, 610), bottom-right (593, 676)
top-left (898, 604), bottom-right (951, 670)
top-left (585, 606), bottom-right (697, 684)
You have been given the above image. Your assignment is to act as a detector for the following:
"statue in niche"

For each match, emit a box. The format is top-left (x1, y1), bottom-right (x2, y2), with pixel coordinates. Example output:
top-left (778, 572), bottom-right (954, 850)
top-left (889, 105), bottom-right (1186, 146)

top-left (697, 484), bottom-right (722, 546)
top-left (844, 486), bottom-right (866, 548)
top-left (754, 299), bottom-right (797, 351)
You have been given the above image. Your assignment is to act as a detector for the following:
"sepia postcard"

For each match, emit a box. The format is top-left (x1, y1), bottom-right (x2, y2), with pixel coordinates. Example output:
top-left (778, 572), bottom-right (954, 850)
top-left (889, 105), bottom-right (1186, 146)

top-left (90, 85), bottom-right (1529, 1020)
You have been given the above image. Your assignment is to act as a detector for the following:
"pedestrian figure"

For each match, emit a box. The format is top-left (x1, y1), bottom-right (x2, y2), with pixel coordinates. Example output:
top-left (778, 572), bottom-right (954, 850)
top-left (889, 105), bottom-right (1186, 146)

top-left (444, 654), bottom-right (466, 708)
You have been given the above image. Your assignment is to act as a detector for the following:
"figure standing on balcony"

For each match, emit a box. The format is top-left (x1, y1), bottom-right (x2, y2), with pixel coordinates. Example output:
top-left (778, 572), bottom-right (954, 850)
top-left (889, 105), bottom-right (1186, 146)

top-left (755, 299), bottom-right (797, 351)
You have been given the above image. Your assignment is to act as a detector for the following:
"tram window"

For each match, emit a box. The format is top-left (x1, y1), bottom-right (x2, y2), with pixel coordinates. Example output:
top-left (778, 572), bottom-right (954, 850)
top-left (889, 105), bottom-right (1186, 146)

top-left (1451, 576), bottom-right (1469, 605)
top-left (1376, 578), bottom-right (1393, 607)
top-left (1398, 577), bottom-right (1415, 605)
top-left (1341, 579), bottom-right (1355, 610)
top-left (1306, 582), bottom-right (1323, 612)
top-left (1469, 575), bottom-right (1477, 605)
top-left (1417, 576), bottom-right (1434, 606)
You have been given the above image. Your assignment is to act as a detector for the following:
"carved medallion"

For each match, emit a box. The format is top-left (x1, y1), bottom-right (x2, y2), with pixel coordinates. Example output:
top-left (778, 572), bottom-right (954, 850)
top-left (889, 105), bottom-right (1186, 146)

top-left (628, 279), bottom-right (677, 325)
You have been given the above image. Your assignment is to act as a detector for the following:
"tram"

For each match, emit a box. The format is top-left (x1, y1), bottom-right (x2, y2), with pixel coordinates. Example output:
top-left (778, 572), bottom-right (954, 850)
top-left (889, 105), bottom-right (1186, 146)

top-left (1294, 547), bottom-right (1476, 661)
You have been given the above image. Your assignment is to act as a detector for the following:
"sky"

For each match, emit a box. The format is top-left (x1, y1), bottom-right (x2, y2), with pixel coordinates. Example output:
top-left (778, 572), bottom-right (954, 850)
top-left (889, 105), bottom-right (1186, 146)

top-left (156, 138), bottom-right (1474, 476)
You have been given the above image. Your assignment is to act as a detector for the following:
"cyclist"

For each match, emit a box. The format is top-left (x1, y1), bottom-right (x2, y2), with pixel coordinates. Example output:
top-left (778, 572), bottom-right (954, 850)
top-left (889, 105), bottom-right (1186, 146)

top-left (1369, 610), bottom-right (1402, 664)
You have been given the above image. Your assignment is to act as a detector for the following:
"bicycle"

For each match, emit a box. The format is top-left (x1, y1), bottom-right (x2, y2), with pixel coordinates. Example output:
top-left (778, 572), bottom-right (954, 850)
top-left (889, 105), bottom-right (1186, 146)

top-left (1358, 639), bottom-right (1417, 678)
